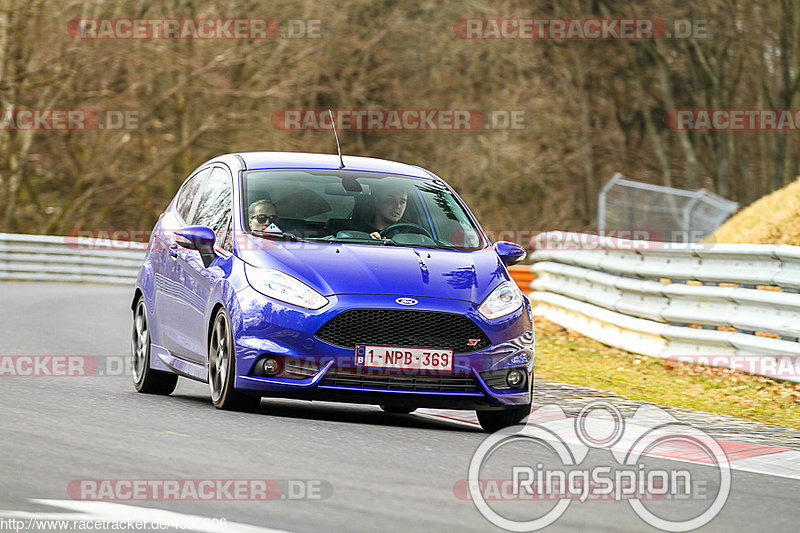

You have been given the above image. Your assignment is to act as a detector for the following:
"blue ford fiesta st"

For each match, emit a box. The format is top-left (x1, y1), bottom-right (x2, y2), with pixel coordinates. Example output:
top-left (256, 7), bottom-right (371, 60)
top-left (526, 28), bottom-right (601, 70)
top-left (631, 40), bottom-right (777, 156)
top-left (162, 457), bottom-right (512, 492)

top-left (131, 152), bottom-right (534, 431)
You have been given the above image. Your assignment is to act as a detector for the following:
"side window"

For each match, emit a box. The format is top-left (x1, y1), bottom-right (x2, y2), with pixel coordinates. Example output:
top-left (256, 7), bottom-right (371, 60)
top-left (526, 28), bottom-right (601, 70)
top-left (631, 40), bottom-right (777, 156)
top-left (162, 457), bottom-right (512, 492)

top-left (192, 166), bottom-right (233, 239)
top-left (217, 217), bottom-right (234, 253)
top-left (175, 168), bottom-right (211, 223)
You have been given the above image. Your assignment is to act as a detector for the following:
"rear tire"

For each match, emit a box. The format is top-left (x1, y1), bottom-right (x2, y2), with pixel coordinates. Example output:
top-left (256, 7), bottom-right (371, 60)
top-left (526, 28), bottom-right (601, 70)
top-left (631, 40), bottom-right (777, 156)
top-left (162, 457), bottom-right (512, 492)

top-left (476, 402), bottom-right (532, 432)
top-left (208, 308), bottom-right (261, 412)
top-left (132, 296), bottom-right (178, 395)
top-left (380, 405), bottom-right (417, 414)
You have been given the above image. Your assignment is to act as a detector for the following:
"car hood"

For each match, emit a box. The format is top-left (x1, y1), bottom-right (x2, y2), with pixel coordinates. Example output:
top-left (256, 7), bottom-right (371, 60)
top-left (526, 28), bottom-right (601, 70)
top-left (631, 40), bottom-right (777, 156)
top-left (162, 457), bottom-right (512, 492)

top-left (237, 235), bottom-right (509, 304)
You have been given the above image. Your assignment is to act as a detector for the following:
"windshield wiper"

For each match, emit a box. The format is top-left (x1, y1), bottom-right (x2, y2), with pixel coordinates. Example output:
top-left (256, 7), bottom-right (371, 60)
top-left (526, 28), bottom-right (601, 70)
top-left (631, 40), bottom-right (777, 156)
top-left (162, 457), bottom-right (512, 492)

top-left (325, 237), bottom-right (399, 246)
top-left (251, 230), bottom-right (309, 243)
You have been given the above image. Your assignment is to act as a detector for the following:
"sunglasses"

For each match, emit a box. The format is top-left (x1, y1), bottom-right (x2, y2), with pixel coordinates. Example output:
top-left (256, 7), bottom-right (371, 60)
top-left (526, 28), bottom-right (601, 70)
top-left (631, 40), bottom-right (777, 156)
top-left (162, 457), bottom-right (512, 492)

top-left (251, 214), bottom-right (278, 225)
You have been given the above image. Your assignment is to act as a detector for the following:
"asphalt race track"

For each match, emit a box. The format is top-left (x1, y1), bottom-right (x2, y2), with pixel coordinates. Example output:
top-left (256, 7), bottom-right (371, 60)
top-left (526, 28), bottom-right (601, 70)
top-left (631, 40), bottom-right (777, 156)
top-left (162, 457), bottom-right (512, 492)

top-left (1, 282), bottom-right (798, 532)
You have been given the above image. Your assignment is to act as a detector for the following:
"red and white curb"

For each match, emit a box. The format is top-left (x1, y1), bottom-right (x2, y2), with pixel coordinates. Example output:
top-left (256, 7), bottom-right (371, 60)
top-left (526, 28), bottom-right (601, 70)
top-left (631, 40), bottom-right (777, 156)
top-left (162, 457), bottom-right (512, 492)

top-left (417, 407), bottom-right (800, 481)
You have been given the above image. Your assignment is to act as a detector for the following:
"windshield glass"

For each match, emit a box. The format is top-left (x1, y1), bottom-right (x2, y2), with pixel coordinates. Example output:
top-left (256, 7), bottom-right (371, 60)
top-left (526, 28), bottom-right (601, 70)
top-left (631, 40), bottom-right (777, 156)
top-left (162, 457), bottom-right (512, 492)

top-left (242, 169), bottom-right (486, 250)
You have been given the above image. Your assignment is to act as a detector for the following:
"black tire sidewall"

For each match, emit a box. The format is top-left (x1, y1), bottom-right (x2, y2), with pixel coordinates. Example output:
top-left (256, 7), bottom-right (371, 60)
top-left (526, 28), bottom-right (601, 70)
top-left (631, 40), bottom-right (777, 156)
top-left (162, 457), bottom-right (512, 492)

top-left (211, 308), bottom-right (254, 410)
top-left (132, 296), bottom-right (150, 391)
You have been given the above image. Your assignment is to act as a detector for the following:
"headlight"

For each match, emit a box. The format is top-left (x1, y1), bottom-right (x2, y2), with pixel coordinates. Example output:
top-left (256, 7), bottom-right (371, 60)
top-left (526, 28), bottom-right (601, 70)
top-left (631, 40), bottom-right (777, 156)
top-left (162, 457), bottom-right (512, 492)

top-left (245, 265), bottom-right (328, 310)
top-left (478, 281), bottom-right (523, 320)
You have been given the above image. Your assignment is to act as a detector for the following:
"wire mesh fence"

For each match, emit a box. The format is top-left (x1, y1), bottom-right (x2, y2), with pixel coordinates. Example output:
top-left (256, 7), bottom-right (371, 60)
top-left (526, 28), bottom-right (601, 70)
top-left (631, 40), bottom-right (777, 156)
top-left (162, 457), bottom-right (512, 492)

top-left (598, 173), bottom-right (739, 242)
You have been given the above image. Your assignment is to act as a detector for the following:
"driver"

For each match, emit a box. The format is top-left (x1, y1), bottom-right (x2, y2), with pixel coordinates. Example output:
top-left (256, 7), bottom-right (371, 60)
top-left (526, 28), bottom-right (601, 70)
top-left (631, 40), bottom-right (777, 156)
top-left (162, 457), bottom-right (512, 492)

top-left (366, 185), bottom-right (407, 239)
top-left (248, 199), bottom-right (280, 232)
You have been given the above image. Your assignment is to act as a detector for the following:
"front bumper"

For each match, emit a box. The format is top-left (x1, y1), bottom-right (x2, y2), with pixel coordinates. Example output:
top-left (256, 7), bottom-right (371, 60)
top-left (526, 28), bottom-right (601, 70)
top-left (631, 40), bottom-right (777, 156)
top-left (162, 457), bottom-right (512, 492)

top-left (231, 289), bottom-right (534, 409)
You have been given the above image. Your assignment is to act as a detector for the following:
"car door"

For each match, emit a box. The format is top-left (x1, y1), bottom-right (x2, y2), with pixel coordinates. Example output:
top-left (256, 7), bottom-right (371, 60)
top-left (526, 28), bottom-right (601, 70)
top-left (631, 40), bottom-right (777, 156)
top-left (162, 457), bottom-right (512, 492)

top-left (167, 165), bottom-right (234, 364)
top-left (152, 166), bottom-right (211, 357)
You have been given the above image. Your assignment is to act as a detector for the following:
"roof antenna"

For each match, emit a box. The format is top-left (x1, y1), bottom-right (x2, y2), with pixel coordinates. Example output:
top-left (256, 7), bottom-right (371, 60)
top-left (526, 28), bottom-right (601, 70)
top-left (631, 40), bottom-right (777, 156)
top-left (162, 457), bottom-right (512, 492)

top-left (329, 109), bottom-right (345, 168)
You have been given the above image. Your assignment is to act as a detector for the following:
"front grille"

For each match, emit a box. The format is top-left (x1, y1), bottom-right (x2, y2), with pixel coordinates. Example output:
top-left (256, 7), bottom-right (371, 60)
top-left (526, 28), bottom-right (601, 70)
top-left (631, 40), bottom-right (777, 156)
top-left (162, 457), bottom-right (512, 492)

top-left (315, 309), bottom-right (491, 354)
top-left (480, 368), bottom-right (512, 390)
top-left (322, 371), bottom-right (478, 392)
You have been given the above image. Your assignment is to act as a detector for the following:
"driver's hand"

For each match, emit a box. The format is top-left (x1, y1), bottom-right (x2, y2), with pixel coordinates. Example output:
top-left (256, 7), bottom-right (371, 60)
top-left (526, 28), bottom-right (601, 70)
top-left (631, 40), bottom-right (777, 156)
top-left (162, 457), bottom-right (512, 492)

top-left (369, 231), bottom-right (382, 240)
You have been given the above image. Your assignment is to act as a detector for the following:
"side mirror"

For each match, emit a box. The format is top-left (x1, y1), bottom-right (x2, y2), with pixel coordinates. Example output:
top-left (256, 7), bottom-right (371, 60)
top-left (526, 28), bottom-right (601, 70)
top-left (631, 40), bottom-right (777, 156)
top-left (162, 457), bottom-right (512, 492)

top-left (494, 241), bottom-right (526, 266)
top-left (174, 226), bottom-right (216, 267)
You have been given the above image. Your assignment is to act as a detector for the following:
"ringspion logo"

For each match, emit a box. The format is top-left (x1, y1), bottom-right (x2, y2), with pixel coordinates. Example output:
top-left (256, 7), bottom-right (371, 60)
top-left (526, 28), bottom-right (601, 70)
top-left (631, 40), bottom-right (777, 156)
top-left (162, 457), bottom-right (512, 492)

top-left (463, 402), bottom-right (730, 531)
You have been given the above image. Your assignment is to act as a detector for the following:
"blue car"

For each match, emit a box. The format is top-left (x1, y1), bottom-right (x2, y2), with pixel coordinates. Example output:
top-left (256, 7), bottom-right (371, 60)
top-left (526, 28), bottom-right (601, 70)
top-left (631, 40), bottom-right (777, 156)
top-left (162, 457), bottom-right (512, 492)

top-left (131, 152), bottom-right (534, 431)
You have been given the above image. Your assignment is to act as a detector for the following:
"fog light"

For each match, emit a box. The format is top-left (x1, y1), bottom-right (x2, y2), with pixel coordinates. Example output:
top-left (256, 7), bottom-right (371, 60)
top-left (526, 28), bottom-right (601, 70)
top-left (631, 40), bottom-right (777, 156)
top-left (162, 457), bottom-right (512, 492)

top-left (263, 358), bottom-right (280, 376)
top-left (506, 369), bottom-right (525, 389)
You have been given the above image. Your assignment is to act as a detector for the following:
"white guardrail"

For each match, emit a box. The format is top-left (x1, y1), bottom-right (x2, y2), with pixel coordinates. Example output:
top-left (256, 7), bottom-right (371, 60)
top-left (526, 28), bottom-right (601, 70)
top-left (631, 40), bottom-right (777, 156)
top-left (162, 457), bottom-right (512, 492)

top-left (2, 231), bottom-right (799, 382)
top-left (0, 233), bottom-right (145, 285)
top-left (527, 232), bottom-right (800, 383)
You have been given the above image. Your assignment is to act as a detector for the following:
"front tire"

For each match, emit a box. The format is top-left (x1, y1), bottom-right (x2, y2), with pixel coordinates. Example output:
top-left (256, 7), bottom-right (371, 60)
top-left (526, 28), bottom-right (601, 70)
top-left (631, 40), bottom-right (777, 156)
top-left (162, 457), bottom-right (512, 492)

top-left (476, 402), bottom-right (532, 432)
top-left (132, 296), bottom-right (178, 395)
top-left (208, 308), bottom-right (260, 412)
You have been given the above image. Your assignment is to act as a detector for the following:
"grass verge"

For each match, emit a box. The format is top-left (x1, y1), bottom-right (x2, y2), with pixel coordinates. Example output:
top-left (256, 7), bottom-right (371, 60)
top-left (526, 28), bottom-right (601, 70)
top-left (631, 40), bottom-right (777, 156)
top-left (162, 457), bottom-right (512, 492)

top-left (534, 318), bottom-right (800, 430)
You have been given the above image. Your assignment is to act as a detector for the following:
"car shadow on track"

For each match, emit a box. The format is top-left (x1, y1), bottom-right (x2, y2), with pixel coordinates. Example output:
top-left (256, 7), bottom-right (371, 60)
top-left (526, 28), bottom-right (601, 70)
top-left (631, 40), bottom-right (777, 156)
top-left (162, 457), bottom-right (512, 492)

top-left (169, 393), bottom-right (481, 432)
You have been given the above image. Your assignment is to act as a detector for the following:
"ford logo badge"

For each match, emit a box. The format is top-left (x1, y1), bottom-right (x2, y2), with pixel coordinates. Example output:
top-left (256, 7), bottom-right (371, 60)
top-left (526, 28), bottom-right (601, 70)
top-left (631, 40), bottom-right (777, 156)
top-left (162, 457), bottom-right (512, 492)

top-left (395, 297), bottom-right (418, 306)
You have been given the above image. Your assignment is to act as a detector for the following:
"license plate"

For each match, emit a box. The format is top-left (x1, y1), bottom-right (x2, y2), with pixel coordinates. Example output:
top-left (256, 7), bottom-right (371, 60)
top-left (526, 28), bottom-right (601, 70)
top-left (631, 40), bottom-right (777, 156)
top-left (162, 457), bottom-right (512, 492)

top-left (355, 345), bottom-right (453, 371)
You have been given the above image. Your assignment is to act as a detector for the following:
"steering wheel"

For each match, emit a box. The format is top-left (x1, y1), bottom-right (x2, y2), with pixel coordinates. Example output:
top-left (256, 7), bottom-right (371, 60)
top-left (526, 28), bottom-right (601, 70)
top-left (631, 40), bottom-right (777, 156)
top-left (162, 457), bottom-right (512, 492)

top-left (380, 222), bottom-right (433, 240)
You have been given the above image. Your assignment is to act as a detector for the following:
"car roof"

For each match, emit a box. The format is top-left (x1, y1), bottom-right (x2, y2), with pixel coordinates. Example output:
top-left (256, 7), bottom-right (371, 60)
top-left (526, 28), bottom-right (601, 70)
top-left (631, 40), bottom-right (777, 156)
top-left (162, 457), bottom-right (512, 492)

top-left (213, 152), bottom-right (438, 180)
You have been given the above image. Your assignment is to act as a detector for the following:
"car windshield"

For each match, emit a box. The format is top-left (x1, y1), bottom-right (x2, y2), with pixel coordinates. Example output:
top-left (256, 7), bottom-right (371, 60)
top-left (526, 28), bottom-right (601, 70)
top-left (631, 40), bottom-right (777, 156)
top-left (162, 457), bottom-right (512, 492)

top-left (242, 169), bottom-right (486, 250)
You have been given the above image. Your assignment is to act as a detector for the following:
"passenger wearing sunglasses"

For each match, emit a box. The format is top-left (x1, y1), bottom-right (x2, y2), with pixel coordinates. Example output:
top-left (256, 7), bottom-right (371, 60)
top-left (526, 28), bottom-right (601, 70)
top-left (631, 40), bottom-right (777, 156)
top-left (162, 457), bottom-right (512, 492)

top-left (248, 199), bottom-right (280, 232)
